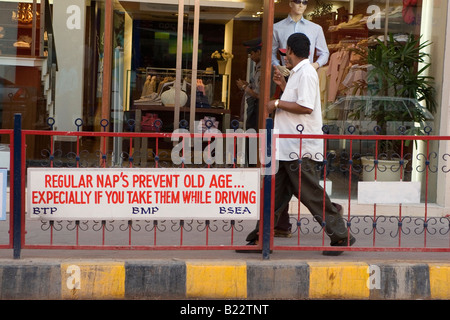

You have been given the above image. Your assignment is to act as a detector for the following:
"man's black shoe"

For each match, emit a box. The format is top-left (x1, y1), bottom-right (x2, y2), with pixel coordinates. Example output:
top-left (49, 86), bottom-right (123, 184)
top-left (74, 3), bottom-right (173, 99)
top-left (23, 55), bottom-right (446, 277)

top-left (322, 236), bottom-right (356, 256)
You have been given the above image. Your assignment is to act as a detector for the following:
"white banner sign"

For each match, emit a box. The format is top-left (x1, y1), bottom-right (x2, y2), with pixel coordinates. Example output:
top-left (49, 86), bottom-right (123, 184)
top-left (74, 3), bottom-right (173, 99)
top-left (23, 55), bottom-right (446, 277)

top-left (27, 168), bottom-right (260, 220)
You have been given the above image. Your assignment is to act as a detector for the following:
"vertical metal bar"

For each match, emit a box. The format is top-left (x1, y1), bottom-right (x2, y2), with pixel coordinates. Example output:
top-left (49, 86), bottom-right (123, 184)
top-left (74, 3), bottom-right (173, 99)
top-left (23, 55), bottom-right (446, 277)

top-left (40, 0), bottom-right (45, 57)
top-left (76, 221), bottom-right (79, 246)
top-left (13, 114), bottom-right (22, 259)
top-left (231, 132), bottom-right (237, 245)
top-left (180, 220), bottom-right (184, 246)
top-left (154, 221), bottom-right (157, 245)
top-left (258, 130), bottom-right (266, 249)
top-left (102, 221), bottom-right (106, 246)
top-left (129, 221), bottom-right (132, 246)
top-left (233, 134), bottom-right (237, 168)
top-left (322, 137), bottom-right (328, 246)
top-left (398, 138), bottom-right (405, 247)
top-left (181, 134), bottom-right (185, 169)
top-left (373, 139), bottom-right (378, 246)
top-left (50, 133), bottom-right (54, 168)
top-left (297, 131), bottom-right (303, 246)
top-left (155, 138), bottom-right (159, 168)
top-left (207, 137), bottom-right (211, 168)
top-left (76, 136), bottom-right (80, 168)
top-left (424, 139), bottom-right (430, 247)
top-left (101, 122), bottom-right (108, 168)
top-left (262, 118), bottom-right (273, 259)
top-left (100, 0), bottom-right (114, 156)
top-left (8, 131), bottom-right (15, 248)
top-left (260, 0), bottom-right (274, 126)
top-left (101, 0), bottom-right (113, 123)
top-left (384, 0), bottom-right (390, 45)
top-left (31, 0), bottom-right (37, 55)
top-left (205, 220), bottom-right (209, 246)
top-left (230, 220), bottom-right (235, 245)
top-left (347, 139), bottom-right (353, 244)
top-left (129, 136), bottom-right (133, 168)
top-left (50, 221), bottom-right (54, 245)
top-left (189, 0), bottom-right (200, 132)
top-left (20, 130), bottom-right (26, 249)
top-left (174, 0), bottom-right (184, 130)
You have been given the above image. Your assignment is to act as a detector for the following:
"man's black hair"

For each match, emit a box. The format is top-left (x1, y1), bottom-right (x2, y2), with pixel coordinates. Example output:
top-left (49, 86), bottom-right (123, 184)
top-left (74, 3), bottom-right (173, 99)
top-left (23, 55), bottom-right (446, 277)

top-left (286, 33), bottom-right (310, 59)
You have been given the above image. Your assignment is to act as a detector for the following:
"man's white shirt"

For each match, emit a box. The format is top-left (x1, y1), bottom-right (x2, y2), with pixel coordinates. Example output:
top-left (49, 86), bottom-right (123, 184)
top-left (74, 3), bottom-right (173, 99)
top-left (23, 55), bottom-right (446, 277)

top-left (274, 59), bottom-right (324, 162)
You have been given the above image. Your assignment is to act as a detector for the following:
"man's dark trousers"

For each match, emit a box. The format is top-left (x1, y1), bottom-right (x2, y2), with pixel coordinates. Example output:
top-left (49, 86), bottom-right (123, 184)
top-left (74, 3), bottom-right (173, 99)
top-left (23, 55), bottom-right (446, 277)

top-left (246, 158), bottom-right (350, 244)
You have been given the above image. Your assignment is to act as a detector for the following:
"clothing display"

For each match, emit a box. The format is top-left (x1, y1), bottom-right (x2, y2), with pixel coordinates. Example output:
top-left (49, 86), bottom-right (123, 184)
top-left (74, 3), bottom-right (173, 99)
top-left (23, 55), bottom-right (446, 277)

top-left (134, 92), bottom-right (161, 105)
top-left (326, 49), bottom-right (350, 102)
top-left (322, 41), bottom-right (371, 114)
top-left (340, 64), bottom-right (369, 96)
top-left (134, 71), bottom-right (215, 108)
top-left (317, 66), bottom-right (329, 113)
top-left (322, 0), bottom-right (416, 112)
top-left (141, 75), bottom-right (157, 96)
top-left (141, 113), bottom-right (162, 132)
top-left (403, 0), bottom-right (419, 25)
top-left (329, 14), bottom-right (366, 32)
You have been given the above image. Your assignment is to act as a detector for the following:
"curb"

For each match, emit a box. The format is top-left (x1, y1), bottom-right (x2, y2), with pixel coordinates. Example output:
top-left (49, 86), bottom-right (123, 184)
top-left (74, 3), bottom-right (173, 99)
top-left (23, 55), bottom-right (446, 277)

top-left (0, 260), bottom-right (449, 300)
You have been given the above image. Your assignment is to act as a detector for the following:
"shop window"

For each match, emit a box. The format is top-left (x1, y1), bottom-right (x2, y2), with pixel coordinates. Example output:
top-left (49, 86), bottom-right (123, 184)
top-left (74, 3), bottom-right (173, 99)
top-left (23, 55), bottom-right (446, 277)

top-left (289, 0), bottom-right (447, 202)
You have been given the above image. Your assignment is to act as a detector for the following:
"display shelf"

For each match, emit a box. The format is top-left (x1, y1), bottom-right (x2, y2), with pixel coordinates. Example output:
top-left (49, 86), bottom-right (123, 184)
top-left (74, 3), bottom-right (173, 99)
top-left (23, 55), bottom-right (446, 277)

top-left (0, 2), bottom-right (41, 57)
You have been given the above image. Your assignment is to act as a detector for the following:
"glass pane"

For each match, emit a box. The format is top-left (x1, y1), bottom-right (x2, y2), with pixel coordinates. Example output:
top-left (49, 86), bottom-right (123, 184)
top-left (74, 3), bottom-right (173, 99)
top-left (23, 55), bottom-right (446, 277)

top-left (0, 0), bottom-right (47, 157)
top-left (277, 0), bottom-right (448, 202)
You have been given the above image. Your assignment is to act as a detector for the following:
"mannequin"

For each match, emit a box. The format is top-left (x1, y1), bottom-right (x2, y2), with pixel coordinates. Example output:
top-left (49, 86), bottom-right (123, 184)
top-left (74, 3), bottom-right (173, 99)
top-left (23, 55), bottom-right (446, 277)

top-left (272, 0), bottom-right (329, 71)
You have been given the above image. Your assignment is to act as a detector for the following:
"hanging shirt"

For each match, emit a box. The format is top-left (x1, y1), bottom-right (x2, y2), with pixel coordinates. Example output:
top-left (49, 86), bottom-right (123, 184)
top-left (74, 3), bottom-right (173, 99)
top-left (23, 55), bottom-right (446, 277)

top-left (326, 50), bottom-right (350, 102)
top-left (272, 15), bottom-right (329, 68)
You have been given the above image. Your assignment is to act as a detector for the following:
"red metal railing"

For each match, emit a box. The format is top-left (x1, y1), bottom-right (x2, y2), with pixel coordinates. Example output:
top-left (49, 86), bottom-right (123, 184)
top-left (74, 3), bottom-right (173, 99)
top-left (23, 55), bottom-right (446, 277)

top-left (8, 119), bottom-right (450, 256)
top-left (271, 131), bottom-right (450, 253)
top-left (20, 126), bottom-right (265, 252)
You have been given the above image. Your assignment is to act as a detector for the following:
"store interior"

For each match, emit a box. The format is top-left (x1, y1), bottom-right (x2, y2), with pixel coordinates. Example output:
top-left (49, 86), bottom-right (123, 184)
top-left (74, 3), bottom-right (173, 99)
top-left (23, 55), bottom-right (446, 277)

top-left (0, 1), bottom-right (446, 178)
top-left (0, 1), bottom-right (439, 131)
top-left (109, 0), bottom-right (432, 135)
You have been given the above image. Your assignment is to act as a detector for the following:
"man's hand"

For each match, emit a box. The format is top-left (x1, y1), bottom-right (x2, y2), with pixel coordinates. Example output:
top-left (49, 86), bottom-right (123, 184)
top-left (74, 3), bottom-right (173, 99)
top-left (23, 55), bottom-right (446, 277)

top-left (267, 99), bottom-right (278, 114)
top-left (273, 65), bottom-right (287, 90)
top-left (236, 79), bottom-right (249, 90)
top-left (276, 65), bottom-right (290, 77)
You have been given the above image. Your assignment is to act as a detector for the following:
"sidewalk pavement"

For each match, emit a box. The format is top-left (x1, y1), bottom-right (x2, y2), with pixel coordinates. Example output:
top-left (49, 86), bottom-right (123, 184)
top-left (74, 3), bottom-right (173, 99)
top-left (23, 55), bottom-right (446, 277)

top-left (0, 247), bottom-right (449, 300)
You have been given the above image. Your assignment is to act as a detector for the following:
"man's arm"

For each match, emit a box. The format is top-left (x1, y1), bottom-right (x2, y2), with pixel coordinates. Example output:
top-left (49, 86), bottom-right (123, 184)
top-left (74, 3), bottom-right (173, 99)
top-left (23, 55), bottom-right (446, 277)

top-left (267, 99), bottom-right (312, 115)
